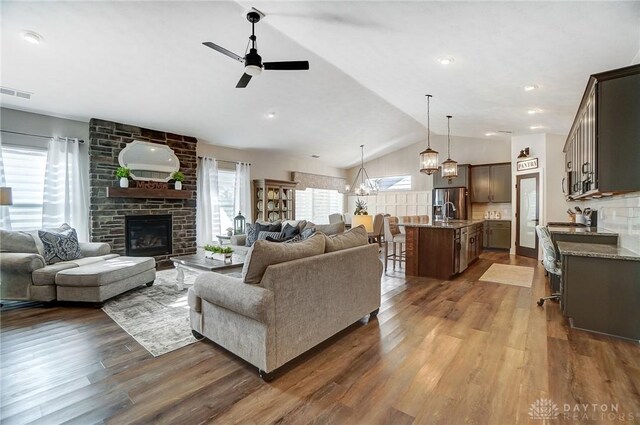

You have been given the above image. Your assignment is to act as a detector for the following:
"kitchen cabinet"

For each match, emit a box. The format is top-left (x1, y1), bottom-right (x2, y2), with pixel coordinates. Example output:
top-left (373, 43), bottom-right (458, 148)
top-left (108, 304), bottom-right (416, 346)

top-left (433, 164), bottom-right (469, 189)
top-left (470, 163), bottom-right (512, 203)
top-left (404, 221), bottom-right (482, 280)
top-left (253, 179), bottom-right (298, 222)
top-left (483, 221), bottom-right (511, 250)
top-left (467, 222), bottom-right (484, 264)
top-left (564, 64), bottom-right (640, 200)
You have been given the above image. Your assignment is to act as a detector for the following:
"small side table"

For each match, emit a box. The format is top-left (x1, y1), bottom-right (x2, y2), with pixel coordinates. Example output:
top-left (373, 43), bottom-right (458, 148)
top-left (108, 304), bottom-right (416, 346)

top-left (215, 235), bottom-right (232, 245)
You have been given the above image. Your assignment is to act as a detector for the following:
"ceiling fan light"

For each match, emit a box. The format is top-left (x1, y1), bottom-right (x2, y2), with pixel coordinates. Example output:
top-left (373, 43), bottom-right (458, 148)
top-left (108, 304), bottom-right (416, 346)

top-left (419, 147), bottom-right (439, 175)
top-left (245, 65), bottom-right (262, 76)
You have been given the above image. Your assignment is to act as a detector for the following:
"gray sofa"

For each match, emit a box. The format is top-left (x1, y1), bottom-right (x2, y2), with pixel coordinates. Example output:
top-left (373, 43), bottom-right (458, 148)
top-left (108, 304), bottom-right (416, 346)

top-left (0, 227), bottom-right (156, 303)
top-left (188, 226), bottom-right (381, 380)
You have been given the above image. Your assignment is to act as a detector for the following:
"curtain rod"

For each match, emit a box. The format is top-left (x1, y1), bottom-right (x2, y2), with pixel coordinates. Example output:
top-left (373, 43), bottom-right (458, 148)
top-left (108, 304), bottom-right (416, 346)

top-left (197, 156), bottom-right (251, 166)
top-left (0, 129), bottom-right (85, 144)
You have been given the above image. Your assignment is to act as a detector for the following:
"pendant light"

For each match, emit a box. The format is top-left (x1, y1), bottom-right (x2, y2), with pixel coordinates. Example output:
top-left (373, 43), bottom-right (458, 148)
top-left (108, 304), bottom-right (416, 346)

top-left (441, 115), bottom-right (458, 179)
top-left (347, 145), bottom-right (378, 196)
top-left (419, 94), bottom-right (439, 175)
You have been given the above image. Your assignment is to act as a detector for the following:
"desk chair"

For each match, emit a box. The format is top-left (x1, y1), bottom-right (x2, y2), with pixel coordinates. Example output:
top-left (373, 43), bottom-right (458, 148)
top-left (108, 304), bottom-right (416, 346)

top-left (536, 225), bottom-right (562, 306)
top-left (383, 216), bottom-right (405, 271)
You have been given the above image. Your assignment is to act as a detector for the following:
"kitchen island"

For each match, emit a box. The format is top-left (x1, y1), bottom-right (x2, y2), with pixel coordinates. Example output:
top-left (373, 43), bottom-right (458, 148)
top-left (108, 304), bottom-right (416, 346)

top-left (401, 220), bottom-right (485, 280)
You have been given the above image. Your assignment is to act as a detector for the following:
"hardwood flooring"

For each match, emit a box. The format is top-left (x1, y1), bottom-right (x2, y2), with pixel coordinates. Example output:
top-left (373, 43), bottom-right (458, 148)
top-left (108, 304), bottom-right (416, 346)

top-left (1, 252), bottom-right (639, 424)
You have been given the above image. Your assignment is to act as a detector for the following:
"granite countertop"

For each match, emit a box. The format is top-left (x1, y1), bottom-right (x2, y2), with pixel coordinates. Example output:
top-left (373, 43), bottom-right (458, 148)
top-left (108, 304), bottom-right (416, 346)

top-left (557, 241), bottom-right (640, 261)
top-left (399, 219), bottom-right (485, 229)
top-left (484, 219), bottom-right (511, 222)
top-left (548, 226), bottom-right (618, 236)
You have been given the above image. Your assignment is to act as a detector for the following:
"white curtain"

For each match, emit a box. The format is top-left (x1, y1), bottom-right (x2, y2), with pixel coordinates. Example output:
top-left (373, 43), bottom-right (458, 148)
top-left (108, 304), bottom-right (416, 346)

top-left (0, 138), bottom-right (11, 230)
top-left (196, 157), bottom-right (220, 246)
top-left (234, 162), bottom-right (252, 223)
top-left (42, 138), bottom-right (89, 241)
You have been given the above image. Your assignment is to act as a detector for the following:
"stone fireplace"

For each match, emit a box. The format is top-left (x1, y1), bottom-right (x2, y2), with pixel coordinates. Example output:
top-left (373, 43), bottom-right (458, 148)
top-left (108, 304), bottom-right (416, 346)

top-left (88, 118), bottom-right (197, 268)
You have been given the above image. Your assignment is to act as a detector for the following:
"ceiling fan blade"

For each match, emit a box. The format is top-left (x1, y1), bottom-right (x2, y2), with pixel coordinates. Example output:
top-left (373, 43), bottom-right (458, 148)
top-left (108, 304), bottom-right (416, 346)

top-left (236, 73), bottom-right (252, 88)
top-left (263, 61), bottom-right (309, 71)
top-left (202, 42), bottom-right (244, 63)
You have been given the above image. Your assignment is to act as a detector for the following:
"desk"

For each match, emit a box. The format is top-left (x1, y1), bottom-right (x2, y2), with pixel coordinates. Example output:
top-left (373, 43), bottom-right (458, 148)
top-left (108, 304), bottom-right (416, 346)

top-left (557, 241), bottom-right (640, 342)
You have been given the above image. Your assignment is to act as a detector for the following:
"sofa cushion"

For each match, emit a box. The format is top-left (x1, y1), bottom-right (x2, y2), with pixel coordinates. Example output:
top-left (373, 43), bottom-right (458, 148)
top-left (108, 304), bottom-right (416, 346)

top-left (38, 228), bottom-right (81, 265)
top-left (324, 225), bottom-right (369, 253)
top-left (55, 256), bottom-right (156, 287)
top-left (242, 232), bottom-right (325, 284)
top-left (31, 254), bottom-right (119, 286)
top-left (304, 221), bottom-right (345, 236)
top-left (245, 222), bottom-right (282, 247)
top-left (282, 220), bottom-right (307, 233)
top-left (0, 229), bottom-right (39, 254)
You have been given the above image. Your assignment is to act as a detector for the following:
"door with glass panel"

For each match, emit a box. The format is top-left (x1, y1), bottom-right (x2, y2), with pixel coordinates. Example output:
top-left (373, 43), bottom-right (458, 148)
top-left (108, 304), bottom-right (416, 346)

top-left (516, 173), bottom-right (539, 258)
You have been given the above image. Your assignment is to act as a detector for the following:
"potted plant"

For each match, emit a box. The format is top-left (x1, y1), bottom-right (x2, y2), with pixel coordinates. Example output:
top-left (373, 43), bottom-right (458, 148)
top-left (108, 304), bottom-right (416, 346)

top-left (172, 171), bottom-right (185, 190)
top-left (171, 171), bottom-right (184, 190)
top-left (115, 167), bottom-right (131, 188)
top-left (204, 244), bottom-right (234, 263)
top-left (354, 199), bottom-right (368, 215)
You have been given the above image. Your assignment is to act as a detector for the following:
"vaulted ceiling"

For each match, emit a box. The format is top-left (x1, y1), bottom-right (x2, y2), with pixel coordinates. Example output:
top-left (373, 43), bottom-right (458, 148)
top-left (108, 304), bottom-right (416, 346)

top-left (2, 1), bottom-right (639, 167)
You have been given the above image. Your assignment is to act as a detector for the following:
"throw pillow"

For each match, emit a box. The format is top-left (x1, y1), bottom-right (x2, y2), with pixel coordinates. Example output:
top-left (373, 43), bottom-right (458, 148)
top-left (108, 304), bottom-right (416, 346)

top-left (242, 233), bottom-right (326, 284)
top-left (281, 223), bottom-right (300, 239)
top-left (305, 221), bottom-right (345, 236)
top-left (245, 222), bottom-right (283, 247)
top-left (257, 230), bottom-right (285, 241)
top-left (324, 225), bottom-right (368, 253)
top-left (38, 228), bottom-right (81, 265)
top-left (285, 227), bottom-right (316, 243)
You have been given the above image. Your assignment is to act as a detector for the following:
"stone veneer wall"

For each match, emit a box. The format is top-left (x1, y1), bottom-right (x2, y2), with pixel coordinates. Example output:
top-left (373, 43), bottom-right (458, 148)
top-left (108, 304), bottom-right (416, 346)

top-left (88, 118), bottom-right (197, 268)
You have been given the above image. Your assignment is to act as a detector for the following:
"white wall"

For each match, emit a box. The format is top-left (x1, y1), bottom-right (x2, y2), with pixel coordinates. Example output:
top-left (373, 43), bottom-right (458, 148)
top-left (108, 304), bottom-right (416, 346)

top-left (1, 107), bottom-right (89, 146)
top-left (346, 134), bottom-right (510, 190)
top-left (197, 142), bottom-right (347, 181)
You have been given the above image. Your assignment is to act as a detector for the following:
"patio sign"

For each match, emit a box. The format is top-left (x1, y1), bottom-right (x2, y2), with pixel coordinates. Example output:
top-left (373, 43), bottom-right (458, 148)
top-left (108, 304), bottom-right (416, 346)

top-left (517, 157), bottom-right (539, 171)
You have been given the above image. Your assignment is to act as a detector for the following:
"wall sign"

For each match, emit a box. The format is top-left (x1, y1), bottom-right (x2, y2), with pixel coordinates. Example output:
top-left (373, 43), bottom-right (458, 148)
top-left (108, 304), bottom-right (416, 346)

top-left (517, 157), bottom-right (539, 171)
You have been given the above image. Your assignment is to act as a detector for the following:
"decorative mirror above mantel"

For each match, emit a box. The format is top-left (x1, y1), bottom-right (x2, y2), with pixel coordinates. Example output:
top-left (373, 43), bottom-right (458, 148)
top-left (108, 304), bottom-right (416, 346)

top-left (118, 140), bottom-right (180, 182)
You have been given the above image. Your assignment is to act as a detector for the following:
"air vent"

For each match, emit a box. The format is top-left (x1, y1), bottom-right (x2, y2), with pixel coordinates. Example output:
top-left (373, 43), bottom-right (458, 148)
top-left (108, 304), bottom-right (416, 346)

top-left (311, 154), bottom-right (320, 159)
top-left (498, 130), bottom-right (513, 134)
top-left (0, 86), bottom-right (32, 100)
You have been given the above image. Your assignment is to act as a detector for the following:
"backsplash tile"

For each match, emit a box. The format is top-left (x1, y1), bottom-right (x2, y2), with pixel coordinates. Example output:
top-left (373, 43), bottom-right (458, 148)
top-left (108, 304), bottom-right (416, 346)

top-left (574, 193), bottom-right (640, 254)
top-left (471, 203), bottom-right (512, 220)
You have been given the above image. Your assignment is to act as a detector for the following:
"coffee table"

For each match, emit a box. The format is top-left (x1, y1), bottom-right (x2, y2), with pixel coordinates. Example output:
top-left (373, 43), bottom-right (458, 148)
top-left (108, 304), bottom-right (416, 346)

top-left (170, 254), bottom-right (244, 290)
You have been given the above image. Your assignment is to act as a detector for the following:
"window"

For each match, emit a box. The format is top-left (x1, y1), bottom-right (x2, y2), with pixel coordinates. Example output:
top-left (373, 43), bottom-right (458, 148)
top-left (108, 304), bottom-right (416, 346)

top-left (1, 144), bottom-right (48, 230)
top-left (217, 169), bottom-right (236, 233)
top-left (295, 188), bottom-right (344, 224)
top-left (371, 175), bottom-right (411, 192)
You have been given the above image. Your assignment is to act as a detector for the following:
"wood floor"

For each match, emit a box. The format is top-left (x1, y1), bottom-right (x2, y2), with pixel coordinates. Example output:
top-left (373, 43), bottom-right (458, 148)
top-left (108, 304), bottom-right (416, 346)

top-left (2, 252), bottom-right (639, 425)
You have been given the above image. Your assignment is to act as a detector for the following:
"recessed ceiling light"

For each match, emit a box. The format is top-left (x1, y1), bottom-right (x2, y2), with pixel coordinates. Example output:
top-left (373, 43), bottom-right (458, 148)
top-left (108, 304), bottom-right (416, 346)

top-left (21, 31), bottom-right (43, 44)
top-left (527, 108), bottom-right (542, 115)
top-left (524, 85), bottom-right (539, 91)
top-left (485, 132), bottom-right (496, 136)
top-left (437, 56), bottom-right (455, 65)
top-left (529, 125), bottom-right (544, 130)
top-left (266, 111), bottom-right (276, 118)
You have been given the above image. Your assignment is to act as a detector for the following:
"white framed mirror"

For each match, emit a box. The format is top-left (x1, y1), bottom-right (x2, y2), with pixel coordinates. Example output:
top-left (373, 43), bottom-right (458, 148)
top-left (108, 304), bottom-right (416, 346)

top-left (118, 140), bottom-right (180, 182)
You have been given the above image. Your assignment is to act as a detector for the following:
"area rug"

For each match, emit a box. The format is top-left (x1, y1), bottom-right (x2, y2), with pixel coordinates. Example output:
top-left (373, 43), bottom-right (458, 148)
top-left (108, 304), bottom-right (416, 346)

top-left (479, 263), bottom-right (534, 288)
top-left (102, 268), bottom-right (201, 357)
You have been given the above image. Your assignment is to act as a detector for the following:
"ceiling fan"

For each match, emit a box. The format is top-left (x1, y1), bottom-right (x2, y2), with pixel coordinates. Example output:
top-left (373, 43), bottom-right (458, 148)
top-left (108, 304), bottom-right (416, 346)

top-left (203, 8), bottom-right (310, 88)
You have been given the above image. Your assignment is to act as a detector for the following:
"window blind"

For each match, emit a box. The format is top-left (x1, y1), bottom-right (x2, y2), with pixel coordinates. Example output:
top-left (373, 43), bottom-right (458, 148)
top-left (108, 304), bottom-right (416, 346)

top-left (295, 188), bottom-right (344, 224)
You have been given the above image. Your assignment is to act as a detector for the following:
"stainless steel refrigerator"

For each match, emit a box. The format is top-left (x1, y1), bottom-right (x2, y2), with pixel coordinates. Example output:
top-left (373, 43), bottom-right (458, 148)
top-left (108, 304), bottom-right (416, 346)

top-left (432, 187), bottom-right (469, 221)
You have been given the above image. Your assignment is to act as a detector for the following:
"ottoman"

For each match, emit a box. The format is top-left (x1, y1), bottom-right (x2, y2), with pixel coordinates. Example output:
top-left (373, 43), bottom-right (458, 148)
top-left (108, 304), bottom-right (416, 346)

top-left (55, 256), bottom-right (156, 303)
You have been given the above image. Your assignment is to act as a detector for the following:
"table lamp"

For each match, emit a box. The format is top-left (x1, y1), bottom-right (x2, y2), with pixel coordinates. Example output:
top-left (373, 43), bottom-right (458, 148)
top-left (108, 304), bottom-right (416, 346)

top-left (352, 214), bottom-right (373, 232)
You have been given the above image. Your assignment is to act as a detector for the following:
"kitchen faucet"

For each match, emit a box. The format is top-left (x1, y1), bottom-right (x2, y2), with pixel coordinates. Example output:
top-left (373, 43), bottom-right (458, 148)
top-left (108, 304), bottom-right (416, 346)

top-left (443, 201), bottom-right (457, 223)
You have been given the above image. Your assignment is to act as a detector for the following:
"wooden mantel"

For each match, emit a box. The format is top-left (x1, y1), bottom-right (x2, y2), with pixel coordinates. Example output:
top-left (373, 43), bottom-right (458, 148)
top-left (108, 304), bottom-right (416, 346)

top-left (106, 187), bottom-right (191, 200)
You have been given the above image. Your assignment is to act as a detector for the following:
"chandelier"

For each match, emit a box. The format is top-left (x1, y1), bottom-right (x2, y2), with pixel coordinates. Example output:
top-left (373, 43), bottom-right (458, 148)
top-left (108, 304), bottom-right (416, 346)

top-left (419, 94), bottom-right (439, 175)
top-left (441, 115), bottom-right (458, 179)
top-left (347, 144), bottom-right (378, 196)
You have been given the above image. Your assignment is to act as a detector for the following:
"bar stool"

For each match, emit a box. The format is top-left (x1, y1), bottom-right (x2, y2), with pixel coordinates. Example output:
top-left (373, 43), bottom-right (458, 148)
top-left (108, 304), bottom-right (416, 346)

top-left (383, 216), bottom-right (405, 271)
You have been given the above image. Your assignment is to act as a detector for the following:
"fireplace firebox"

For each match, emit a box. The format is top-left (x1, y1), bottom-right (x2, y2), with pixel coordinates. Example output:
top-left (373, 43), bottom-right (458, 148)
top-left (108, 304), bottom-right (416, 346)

top-left (125, 215), bottom-right (172, 257)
